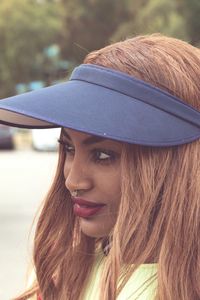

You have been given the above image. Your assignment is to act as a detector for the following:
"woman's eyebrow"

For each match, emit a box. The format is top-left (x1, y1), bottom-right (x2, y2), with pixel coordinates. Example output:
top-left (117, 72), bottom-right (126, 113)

top-left (62, 129), bottom-right (107, 145)
top-left (61, 130), bottom-right (71, 141)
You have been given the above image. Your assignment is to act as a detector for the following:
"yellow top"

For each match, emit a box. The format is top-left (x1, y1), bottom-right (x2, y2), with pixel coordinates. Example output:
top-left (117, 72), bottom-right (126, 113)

top-left (28, 254), bottom-right (157, 300)
top-left (82, 253), bottom-right (157, 300)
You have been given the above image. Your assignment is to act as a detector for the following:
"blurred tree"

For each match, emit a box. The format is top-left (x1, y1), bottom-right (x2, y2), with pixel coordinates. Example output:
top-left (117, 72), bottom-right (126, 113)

top-left (0, 0), bottom-right (62, 98)
top-left (0, 0), bottom-right (199, 98)
top-left (60, 0), bottom-right (129, 63)
top-left (112, 0), bottom-right (188, 42)
top-left (179, 0), bottom-right (200, 44)
top-left (60, 0), bottom-right (200, 64)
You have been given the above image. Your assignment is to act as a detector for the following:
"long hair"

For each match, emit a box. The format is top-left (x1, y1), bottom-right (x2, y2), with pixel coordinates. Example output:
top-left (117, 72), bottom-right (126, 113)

top-left (15, 34), bottom-right (200, 300)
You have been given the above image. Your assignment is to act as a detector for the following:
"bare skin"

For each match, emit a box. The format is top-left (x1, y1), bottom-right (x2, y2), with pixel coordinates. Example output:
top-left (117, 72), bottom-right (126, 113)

top-left (61, 128), bottom-right (122, 238)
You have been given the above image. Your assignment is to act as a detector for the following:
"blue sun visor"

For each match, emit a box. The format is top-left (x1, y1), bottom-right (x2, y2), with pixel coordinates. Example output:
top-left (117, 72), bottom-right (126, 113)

top-left (0, 64), bottom-right (199, 146)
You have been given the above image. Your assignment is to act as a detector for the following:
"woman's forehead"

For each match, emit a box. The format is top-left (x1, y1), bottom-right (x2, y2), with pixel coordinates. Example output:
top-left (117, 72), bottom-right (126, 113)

top-left (63, 128), bottom-right (92, 139)
top-left (62, 128), bottom-right (123, 146)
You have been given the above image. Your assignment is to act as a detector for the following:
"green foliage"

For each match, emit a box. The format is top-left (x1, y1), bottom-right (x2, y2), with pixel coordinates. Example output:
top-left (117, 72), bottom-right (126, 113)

top-left (60, 0), bottom-right (129, 62)
top-left (0, 0), bottom-right (62, 97)
top-left (108, 0), bottom-right (189, 42)
top-left (180, 0), bottom-right (200, 44)
top-left (60, 0), bottom-right (200, 64)
top-left (0, 0), bottom-right (199, 98)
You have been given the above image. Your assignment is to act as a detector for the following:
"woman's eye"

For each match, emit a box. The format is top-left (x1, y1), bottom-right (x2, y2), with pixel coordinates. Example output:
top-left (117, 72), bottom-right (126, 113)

top-left (58, 139), bottom-right (74, 155)
top-left (98, 152), bottom-right (110, 160)
top-left (57, 139), bottom-right (119, 164)
top-left (92, 149), bottom-right (117, 164)
top-left (65, 145), bottom-right (74, 154)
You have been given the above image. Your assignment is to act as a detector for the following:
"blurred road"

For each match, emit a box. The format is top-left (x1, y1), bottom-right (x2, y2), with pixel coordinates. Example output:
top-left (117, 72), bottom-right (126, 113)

top-left (0, 150), bottom-right (58, 300)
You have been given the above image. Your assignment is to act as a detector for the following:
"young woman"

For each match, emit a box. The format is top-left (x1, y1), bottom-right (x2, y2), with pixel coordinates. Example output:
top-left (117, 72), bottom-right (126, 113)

top-left (0, 34), bottom-right (199, 300)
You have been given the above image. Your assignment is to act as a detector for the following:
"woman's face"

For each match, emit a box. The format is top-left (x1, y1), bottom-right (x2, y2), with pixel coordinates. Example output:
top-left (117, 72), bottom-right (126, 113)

top-left (61, 128), bottom-right (122, 238)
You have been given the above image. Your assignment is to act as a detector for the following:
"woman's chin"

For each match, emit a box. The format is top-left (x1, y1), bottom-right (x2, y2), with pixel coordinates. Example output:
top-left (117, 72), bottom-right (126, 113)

top-left (79, 216), bottom-right (113, 238)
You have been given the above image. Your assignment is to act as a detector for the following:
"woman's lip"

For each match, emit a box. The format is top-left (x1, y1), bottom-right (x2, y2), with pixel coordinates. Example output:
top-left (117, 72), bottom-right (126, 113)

top-left (72, 197), bottom-right (105, 207)
top-left (73, 204), bottom-right (105, 218)
top-left (72, 197), bottom-right (106, 218)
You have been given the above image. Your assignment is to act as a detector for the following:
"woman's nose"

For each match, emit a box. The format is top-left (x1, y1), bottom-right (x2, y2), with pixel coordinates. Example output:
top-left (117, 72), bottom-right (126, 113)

top-left (64, 156), bottom-right (93, 193)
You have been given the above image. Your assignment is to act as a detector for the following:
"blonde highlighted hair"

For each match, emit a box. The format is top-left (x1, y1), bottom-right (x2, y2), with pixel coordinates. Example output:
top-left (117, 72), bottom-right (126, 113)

top-left (15, 34), bottom-right (200, 300)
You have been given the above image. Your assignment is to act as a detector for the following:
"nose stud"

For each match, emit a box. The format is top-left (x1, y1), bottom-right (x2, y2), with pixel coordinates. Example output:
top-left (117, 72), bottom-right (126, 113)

top-left (71, 190), bottom-right (79, 197)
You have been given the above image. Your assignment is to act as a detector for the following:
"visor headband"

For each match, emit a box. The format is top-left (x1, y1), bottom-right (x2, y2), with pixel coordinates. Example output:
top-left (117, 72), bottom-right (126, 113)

top-left (0, 63), bottom-right (199, 146)
top-left (71, 64), bottom-right (200, 128)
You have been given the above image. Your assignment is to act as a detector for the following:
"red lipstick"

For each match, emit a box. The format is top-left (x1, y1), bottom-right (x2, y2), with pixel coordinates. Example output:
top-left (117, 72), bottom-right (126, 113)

top-left (72, 197), bottom-right (106, 218)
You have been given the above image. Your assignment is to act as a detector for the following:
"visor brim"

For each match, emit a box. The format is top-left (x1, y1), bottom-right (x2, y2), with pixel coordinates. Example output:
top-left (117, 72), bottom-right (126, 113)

top-left (0, 77), bottom-right (199, 146)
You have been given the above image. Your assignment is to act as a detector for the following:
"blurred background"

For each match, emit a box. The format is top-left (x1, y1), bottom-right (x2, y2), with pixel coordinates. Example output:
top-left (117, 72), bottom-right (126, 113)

top-left (0, 0), bottom-right (200, 99)
top-left (0, 0), bottom-right (199, 299)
